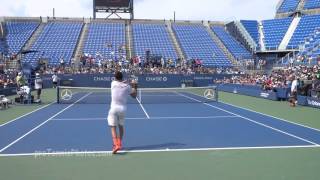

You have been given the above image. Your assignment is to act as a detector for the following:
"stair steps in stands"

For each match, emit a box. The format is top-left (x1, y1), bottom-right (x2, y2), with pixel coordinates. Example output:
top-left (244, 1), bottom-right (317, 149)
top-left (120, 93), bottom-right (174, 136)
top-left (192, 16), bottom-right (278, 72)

top-left (165, 21), bottom-right (186, 60)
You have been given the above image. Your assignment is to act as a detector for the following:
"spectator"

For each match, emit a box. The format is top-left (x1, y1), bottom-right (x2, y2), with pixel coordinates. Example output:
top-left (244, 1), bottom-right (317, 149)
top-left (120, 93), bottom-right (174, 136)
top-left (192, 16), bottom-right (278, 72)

top-left (60, 57), bottom-right (65, 68)
top-left (289, 57), bottom-right (294, 67)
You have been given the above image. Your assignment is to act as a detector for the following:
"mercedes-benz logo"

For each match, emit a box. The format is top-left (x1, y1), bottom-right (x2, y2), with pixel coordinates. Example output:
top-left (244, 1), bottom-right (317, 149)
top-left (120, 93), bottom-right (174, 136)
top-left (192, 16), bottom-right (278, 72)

top-left (163, 77), bottom-right (168, 82)
top-left (204, 89), bottom-right (215, 100)
top-left (61, 89), bottom-right (73, 101)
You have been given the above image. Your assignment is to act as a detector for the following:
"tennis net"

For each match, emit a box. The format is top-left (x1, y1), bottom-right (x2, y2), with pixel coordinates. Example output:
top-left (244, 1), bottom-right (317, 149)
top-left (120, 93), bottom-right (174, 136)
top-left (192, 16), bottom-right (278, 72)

top-left (57, 86), bottom-right (218, 104)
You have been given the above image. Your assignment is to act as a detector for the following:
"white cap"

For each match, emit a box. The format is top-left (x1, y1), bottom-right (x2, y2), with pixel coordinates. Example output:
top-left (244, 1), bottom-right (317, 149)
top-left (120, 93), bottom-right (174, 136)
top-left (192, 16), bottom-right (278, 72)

top-left (36, 73), bottom-right (40, 76)
top-left (18, 72), bottom-right (22, 75)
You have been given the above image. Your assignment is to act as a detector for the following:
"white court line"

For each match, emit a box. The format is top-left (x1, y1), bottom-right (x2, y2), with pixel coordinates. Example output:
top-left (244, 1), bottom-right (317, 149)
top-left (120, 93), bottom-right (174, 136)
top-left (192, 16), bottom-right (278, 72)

top-left (50, 115), bottom-right (238, 121)
top-left (177, 93), bottom-right (320, 146)
top-left (176, 92), bottom-right (202, 103)
top-left (0, 91), bottom-right (82, 128)
top-left (188, 91), bottom-right (320, 133)
top-left (0, 93), bottom-right (92, 153)
top-left (0, 145), bottom-right (319, 157)
top-left (0, 102), bottom-right (56, 128)
top-left (136, 97), bottom-right (150, 119)
top-left (220, 100), bottom-right (320, 133)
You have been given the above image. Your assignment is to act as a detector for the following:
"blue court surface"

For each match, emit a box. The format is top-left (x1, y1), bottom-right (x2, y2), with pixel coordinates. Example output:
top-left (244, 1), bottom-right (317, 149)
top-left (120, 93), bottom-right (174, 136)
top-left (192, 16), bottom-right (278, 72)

top-left (1, 91), bottom-right (320, 156)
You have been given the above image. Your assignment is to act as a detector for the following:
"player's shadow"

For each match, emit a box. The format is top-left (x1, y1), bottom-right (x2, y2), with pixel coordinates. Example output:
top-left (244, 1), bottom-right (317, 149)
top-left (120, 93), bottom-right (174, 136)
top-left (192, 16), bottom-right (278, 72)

top-left (124, 142), bottom-right (186, 151)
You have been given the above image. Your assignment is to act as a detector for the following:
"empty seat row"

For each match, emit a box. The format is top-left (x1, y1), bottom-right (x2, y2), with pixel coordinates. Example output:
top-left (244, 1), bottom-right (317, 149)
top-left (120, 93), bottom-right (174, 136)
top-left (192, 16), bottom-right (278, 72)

top-left (5, 21), bottom-right (39, 54)
top-left (304, 0), bottom-right (320, 10)
top-left (23, 22), bottom-right (83, 66)
top-left (211, 26), bottom-right (252, 60)
top-left (83, 22), bottom-right (125, 61)
top-left (262, 17), bottom-right (293, 49)
top-left (288, 14), bottom-right (320, 48)
top-left (277, 0), bottom-right (300, 13)
top-left (132, 23), bottom-right (178, 60)
top-left (172, 24), bottom-right (232, 67)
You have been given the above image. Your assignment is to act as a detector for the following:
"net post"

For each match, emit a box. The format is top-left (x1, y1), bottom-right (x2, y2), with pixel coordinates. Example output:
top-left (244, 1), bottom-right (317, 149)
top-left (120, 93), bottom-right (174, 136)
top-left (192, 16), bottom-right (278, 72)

top-left (57, 86), bottom-right (60, 104)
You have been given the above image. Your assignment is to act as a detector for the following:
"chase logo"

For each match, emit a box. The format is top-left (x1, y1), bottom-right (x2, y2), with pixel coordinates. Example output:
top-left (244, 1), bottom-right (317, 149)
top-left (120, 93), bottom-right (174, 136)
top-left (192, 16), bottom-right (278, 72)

top-left (146, 76), bottom-right (168, 82)
top-left (94, 76), bottom-right (115, 81)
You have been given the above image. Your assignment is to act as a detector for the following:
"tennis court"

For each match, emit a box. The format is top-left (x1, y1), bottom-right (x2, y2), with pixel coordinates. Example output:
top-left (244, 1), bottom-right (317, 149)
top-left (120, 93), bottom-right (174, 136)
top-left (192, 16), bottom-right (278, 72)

top-left (1, 86), bottom-right (320, 156)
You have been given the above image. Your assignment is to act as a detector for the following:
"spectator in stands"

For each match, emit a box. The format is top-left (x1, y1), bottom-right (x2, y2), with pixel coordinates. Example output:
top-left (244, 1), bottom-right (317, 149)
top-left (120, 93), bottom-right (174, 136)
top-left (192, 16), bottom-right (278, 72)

top-left (34, 73), bottom-right (43, 103)
top-left (60, 57), bottom-right (65, 69)
top-left (70, 58), bottom-right (75, 68)
top-left (308, 57), bottom-right (313, 65)
top-left (160, 57), bottom-right (165, 68)
top-left (289, 57), bottom-right (294, 67)
top-left (257, 59), bottom-right (266, 70)
top-left (80, 54), bottom-right (86, 67)
top-left (168, 59), bottom-right (174, 67)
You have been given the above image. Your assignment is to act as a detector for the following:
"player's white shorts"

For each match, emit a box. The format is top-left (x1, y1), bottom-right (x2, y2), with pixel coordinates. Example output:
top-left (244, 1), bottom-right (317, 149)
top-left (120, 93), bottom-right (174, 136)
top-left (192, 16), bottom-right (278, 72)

top-left (107, 106), bottom-right (126, 126)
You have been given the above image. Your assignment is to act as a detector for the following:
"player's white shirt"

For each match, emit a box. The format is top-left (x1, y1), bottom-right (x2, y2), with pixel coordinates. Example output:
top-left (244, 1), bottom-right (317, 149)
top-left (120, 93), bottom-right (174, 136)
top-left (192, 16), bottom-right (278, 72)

top-left (110, 80), bottom-right (131, 111)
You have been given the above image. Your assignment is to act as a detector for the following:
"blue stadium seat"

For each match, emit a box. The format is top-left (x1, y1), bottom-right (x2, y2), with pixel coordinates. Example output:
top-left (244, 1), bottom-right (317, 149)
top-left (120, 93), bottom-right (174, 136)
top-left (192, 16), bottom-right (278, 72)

top-left (83, 22), bottom-right (125, 61)
top-left (304, 0), bottom-right (320, 10)
top-left (240, 20), bottom-right (259, 46)
top-left (288, 14), bottom-right (320, 48)
top-left (277, 0), bottom-right (300, 13)
top-left (211, 26), bottom-right (252, 60)
top-left (297, 28), bottom-right (320, 64)
top-left (132, 23), bottom-right (178, 60)
top-left (172, 24), bottom-right (232, 67)
top-left (262, 17), bottom-right (293, 49)
top-left (24, 22), bottom-right (83, 66)
top-left (0, 40), bottom-right (5, 54)
top-left (5, 21), bottom-right (39, 54)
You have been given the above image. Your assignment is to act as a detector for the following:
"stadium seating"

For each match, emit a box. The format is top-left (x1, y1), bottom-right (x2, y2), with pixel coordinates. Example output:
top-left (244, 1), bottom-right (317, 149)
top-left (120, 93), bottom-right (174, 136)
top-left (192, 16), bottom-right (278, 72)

top-left (277, 0), bottom-right (300, 13)
top-left (211, 26), bottom-right (252, 60)
top-left (83, 22), bottom-right (125, 61)
top-left (6, 21), bottom-right (39, 54)
top-left (172, 24), bottom-right (232, 67)
top-left (240, 20), bottom-right (259, 45)
top-left (0, 40), bottom-right (5, 54)
top-left (288, 14), bottom-right (320, 48)
top-left (304, 0), bottom-right (320, 10)
top-left (298, 28), bottom-right (320, 62)
top-left (262, 17), bottom-right (293, 49)
top-left (132, 23), bottom-right (178, 60)
top-left (24, 21), bottom-right (83, 66)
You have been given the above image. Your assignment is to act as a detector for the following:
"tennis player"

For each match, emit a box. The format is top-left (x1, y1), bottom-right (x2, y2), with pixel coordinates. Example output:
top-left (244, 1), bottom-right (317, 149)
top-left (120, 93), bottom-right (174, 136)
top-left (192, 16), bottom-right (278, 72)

top-left (108, 71), bottom-right (137, 154)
